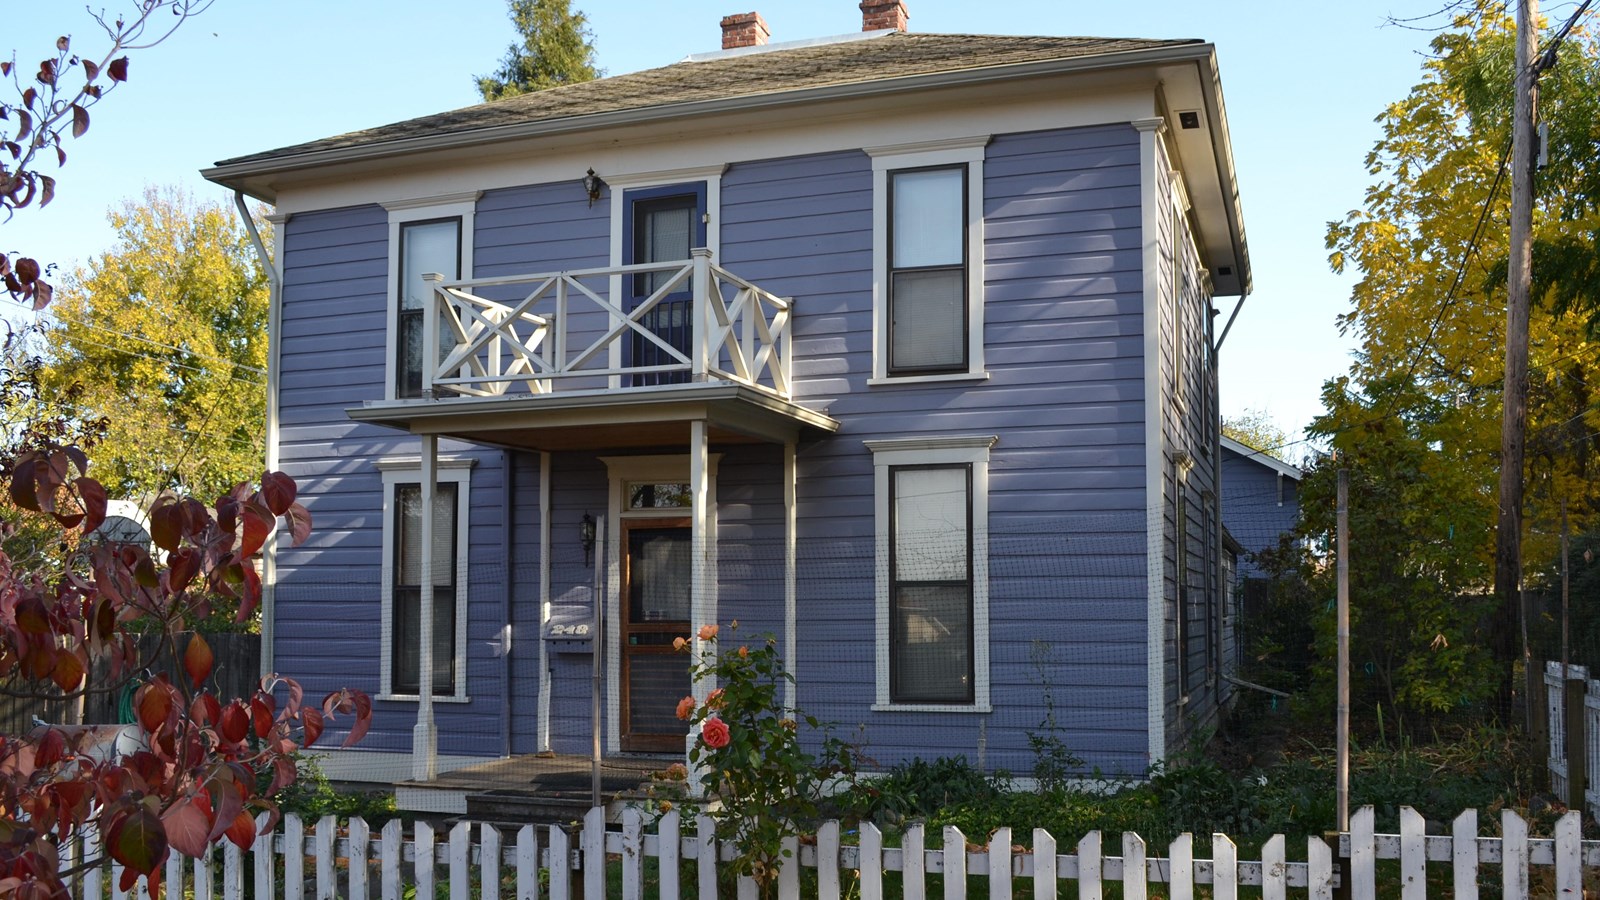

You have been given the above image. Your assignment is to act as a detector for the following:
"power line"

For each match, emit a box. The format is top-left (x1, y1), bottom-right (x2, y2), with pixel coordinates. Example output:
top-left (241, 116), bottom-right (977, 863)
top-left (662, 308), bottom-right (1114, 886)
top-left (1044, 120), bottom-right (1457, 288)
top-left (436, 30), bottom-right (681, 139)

top-left (54, 333), bottom-right (266, 388)
top-left (45, 311), bottom-right (266, 376)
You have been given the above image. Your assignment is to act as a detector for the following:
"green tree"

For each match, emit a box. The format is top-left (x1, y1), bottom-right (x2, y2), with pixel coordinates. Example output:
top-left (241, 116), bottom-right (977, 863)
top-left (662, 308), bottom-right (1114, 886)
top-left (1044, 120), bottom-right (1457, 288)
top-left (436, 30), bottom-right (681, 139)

top-left (476, 0), bottom-right (600, 101)
top-left (1222, 408), bottom-right (1297, 463)
top-left (36, 186), bottom-right (268, 501)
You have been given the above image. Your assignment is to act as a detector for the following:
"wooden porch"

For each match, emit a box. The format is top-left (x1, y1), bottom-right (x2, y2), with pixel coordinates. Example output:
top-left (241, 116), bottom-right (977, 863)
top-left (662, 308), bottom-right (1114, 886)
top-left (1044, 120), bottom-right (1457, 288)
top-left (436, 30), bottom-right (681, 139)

top-left (394, 753), bottom-right (676, 822)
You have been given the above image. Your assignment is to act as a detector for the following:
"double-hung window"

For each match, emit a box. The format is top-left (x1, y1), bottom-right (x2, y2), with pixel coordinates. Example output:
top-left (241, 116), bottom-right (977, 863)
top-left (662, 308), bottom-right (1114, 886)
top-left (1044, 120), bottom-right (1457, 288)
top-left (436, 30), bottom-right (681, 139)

top-left (379, 458), bottom-right (472, 700)
top-left (383, 193), bottom-right (479, 401)
top-left (869, 138), bottom-right (987, 383)
top-left (867, 435), bottom-right (994, 711)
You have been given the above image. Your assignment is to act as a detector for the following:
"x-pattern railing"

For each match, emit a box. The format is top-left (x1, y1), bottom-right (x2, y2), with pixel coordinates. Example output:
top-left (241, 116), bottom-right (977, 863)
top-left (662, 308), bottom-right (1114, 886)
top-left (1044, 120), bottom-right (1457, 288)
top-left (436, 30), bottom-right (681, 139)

top-left (423, 249), bottom-right (792, 400)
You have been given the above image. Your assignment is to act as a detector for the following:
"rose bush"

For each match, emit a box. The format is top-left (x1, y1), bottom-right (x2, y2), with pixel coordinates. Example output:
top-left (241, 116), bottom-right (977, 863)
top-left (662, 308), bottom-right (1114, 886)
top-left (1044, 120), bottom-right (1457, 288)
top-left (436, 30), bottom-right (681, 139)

top-left (675, 621), bottom-right (861, 895)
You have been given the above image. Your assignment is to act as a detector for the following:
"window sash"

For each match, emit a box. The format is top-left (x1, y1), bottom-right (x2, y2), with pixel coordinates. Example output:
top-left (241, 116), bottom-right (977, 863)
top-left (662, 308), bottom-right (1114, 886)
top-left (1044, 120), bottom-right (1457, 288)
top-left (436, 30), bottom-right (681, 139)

top-left (391, 482), bottom-right (459, 696)
top-left (887, 166), bottom-right (967, 374)
top-left (888, 464), bottom-right (973, 704)
top-left (397, 218), bottom-right (461, 399)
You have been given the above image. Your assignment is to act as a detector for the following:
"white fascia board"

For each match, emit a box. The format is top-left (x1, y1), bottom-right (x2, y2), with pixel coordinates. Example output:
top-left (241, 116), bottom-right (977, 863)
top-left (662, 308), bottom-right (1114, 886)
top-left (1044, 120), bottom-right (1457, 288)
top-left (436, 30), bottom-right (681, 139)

top-left (201, 42), bottom-right (1215, 200)
top-left (1220, 435), bottom-right (1302, 481)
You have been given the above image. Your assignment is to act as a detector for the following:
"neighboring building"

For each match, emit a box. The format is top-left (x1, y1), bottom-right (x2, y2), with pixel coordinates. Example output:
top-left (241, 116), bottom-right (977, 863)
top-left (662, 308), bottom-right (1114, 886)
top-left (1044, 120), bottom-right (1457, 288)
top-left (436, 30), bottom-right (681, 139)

top-left (1219, 435), bottom-right (1302, 582)
top-left (203, 1), bottom-right (1252, 804)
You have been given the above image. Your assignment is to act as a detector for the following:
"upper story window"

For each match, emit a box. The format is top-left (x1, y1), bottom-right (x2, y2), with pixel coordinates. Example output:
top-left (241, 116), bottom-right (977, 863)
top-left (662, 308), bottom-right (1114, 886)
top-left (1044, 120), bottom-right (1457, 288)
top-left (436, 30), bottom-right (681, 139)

top-left (868, 138), bottom-right (988, 385)
top-left (889, 167), bottom-right (967, 374)
top-left (397, 219), bottom-right (461, 399)
top-left (382, 193), bottom-right (480, 402)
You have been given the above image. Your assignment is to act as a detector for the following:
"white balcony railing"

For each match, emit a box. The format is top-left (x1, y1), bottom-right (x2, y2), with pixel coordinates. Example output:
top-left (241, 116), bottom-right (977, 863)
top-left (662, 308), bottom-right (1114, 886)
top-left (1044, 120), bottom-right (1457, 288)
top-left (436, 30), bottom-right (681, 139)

top-left (421, 248), bottom-right (793, 401)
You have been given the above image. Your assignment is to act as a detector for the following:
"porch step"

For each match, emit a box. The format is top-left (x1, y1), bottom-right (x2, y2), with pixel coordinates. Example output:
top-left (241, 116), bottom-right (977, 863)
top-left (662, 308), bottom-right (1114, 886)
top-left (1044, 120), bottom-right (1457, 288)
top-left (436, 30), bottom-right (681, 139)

top-left (465, 790), bottom-right (603, 825)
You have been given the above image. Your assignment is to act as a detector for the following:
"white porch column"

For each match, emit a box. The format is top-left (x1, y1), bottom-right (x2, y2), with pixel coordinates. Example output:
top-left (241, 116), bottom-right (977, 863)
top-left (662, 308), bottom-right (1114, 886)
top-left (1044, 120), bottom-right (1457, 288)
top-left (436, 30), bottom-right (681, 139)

top-left (536, 451), bottom-right (552, 752)
top-left (689, 420), bottom-right (714, 690)
top-left (413, 433), bottom-right (439, 782)
top-left (690, 248), bottom-right (712, 381)
top-left (783, 440), bottom-right (797, 713)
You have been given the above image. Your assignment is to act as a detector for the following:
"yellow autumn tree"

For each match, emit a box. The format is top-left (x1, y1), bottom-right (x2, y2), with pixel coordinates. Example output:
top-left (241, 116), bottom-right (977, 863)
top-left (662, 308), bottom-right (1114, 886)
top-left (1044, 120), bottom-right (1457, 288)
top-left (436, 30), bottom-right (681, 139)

top-left (37, 186), bottom-right (268, 501)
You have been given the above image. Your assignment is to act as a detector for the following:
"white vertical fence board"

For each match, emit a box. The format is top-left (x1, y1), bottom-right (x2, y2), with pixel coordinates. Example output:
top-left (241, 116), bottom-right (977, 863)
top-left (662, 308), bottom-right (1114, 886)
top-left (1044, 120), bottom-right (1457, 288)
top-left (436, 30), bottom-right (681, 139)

top-left (1078, 830), bottom-right (1103, 900)
top-left (989, 827), bottom-right (1013, 900)
top-left (1502, 810), bottom-right (1528, 900)
top-left (315, 815), bottom-right (336, 900)
top-left (380, 820), bottom-right (401, 900)
top-left (818, 819), bottom-right (841, 900)
top-left (1307, 837), bottom-right (1334, 900)
top-left (620, 807), bottom-right (643, 900)
top-left (164, 852), bottom-right (181, 900)
top-left (1169, 833), bottom-right (1193, 900)
top-left (449, 820), bottom-right (472, 900)
top-left (195, 843), bottom-right (214, 900)
top-left (1555, 811), bottom-right (1581, 898)
top-left (944, 826), bottom-right (968, 900)
top-left (82, 826), bottom-right (103, 900)
top-left (1452, 810), bottom-right (1478, 900)
top-left (515, 825), bottom-right (539, 900)
top-left (1213, 834), bottom-right (1237, 900)
top-left (254, 813), bottom-right (276, 900)
top-left (737, 875), bottom-right (758, 900)
top-left (479, 823), bottom-right (500, 900)
top-left (111, 862), bottom-right (127, 900)
top-left (904, 823), bottom-right (926, 900)
top-left (1033, 830), bottom-right (1057, 900)
top-left (658, 812), bottom-right (681, 900)
top-left (1351, 805), bottom-right (1376, 900)
top-left (582, 808), bottom-right (604, 900)
top-left (696, 815), bottom-right (717, 900)
top-left (414, 821), bottom-right (435, 900)
top-left (1122, 832), bottom-right (1146, 900)
top-left (284, 814), bottom-right (304, 900)
top-left (860, 822), bottom-right (884, 900)
top-left (1261, 834), bottom-right (1285, 900)
top-left (778, 835), bottom-right (800, 899)
top-left (547, 826), bottom-right (571, 900)
top-left (222, 840), bottom-right (242, 900)
top-left (347, 817), bottom-right (370, 900)
top-left (1400, 807), bottom-right (1426, 900)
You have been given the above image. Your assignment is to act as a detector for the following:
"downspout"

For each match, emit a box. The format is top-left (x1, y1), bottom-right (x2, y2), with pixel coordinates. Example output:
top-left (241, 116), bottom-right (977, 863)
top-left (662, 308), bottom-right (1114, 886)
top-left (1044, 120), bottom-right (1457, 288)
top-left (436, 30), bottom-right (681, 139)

top-left (500, 449), bottom-right (515, 758)
top-left (235, 192), bottom-right (281, 679)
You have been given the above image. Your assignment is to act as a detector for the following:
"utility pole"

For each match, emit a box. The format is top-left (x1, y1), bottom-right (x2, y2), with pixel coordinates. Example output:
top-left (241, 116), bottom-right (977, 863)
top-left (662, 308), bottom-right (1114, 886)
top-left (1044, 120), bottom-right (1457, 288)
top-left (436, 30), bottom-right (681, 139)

top-left (1496, 0), bottom-right (1537, 725)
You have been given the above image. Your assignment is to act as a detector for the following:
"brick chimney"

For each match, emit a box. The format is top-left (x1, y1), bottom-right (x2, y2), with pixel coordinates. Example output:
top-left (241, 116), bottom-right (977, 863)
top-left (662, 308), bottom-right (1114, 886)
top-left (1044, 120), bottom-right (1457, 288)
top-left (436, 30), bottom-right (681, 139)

top-left (860, 0), bottom-right (909, 32)
top-left (720, 12), bottom-right (771, 49)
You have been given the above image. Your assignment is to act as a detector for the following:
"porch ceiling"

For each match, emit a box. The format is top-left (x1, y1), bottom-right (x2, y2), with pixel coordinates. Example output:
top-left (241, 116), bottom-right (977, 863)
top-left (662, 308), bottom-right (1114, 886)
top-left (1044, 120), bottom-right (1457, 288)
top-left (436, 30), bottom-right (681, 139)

top-left (345, 382), bottom-right (839, 452)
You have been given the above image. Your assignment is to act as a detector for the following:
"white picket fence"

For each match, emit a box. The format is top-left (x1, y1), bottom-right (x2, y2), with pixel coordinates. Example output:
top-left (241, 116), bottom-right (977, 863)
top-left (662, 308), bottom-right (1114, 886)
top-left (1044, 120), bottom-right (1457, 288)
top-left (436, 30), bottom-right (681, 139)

top-left (64, 804), bottom-right (1595, 899)
top-left (1544, 660), bottom-right (1600, 820)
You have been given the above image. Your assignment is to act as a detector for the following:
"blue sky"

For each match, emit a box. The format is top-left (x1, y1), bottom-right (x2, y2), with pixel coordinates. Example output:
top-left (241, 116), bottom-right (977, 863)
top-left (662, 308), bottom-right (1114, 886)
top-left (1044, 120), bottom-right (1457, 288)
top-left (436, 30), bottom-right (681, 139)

top-left (5, 0), bottom-right (1484, 452)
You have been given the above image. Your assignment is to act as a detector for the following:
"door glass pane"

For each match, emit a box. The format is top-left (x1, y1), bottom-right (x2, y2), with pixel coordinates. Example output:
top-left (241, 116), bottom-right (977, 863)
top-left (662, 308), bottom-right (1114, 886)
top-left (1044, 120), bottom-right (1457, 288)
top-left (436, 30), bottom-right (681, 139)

top-left (892, 168), bottom-right (963, 267)
top-left (400, 220), bottom-right (460, 311)
top-left (637, 200), bottom-right (694, 295)
top-left (627, 654), bottom-right (691, 737)
top-left (628, 482), bottom-right (691, 509)
top-left (890, 269), bottom-right (964, 370)
top-left (628, 529), bottom-right (691, 622)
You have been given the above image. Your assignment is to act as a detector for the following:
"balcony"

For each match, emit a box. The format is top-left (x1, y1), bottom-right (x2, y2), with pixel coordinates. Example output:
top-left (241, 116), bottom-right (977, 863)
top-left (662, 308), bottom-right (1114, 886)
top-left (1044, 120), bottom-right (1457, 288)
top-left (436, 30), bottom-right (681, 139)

top-left (347, 249), bottom-right (839, 451)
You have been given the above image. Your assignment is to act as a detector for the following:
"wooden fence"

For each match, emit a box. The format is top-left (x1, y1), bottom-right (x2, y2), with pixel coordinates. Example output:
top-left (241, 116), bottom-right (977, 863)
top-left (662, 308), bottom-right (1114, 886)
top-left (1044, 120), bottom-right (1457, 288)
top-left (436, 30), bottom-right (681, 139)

top-left (1543, 660), bottom-right (1600, 819)
top-left (0, 632), bottom-right (259, 734)
top-left (61, 804), bottom-right (1594, 899)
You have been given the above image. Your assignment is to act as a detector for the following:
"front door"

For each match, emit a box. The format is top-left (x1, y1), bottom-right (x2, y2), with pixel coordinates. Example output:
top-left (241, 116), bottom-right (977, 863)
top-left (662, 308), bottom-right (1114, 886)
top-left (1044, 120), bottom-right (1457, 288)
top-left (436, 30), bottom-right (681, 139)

top-left (620, 519), bottom-right (693, 752)
top-left (625, 184), bottom-right (706, 386)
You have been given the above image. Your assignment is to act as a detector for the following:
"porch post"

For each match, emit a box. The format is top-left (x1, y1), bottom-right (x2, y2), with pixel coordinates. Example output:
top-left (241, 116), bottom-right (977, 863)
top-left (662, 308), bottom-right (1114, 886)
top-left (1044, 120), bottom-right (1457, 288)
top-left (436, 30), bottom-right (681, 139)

top-left (536, 451), bottom-right (552, 752)
top-left (413, 433), bottom-right (439, 782)
top-left (421, 273), bottom-right (442, 398)
top-left (783, 440), bottom-right (797, 714)
top-left (688, 420), bottom-right (713, 781)
top-left (690, 248), bottom-right (712, 382)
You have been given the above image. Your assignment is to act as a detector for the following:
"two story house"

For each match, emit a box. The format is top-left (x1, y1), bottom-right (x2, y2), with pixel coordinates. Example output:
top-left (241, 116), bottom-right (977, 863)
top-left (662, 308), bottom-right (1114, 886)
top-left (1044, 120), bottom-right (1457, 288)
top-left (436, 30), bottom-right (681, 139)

top-left (203, 1), bottom-right (1251, 806)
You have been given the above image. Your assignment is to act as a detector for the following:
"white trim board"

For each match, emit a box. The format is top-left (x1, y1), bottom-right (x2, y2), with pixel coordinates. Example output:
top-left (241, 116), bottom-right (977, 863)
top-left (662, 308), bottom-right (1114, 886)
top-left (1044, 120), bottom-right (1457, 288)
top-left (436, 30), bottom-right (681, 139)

top-left (1219, 435), bottom-right (1303, 481)
top-left (1135, 116), bottom-right (1169, 770)
top-left (378, 455), bottom-right (474, 702)
top-left (865, 434), bottom-right (996, 713)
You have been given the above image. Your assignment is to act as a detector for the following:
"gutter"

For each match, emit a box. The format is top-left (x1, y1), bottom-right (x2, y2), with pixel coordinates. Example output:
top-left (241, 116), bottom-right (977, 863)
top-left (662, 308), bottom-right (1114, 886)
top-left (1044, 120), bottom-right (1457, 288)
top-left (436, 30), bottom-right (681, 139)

top-left (233, 191), bottom-right (281, 678)
top-left (202, 42), bottom-right (1216, 199)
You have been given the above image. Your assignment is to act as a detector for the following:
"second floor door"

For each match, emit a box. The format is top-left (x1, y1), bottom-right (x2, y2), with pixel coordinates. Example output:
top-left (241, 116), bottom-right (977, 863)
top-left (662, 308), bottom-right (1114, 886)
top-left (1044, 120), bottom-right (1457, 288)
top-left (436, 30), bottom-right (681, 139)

top-left (625, 183), bottom-right (706, 386)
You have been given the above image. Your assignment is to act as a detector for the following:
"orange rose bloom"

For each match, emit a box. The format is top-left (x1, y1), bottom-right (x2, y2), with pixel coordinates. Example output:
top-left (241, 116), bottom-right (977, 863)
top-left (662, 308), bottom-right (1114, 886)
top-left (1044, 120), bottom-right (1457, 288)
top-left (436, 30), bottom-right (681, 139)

top-left (675, 696), bottom-right (695, 721)
top-left (672, 636), bottom-right (688, 651)
top-left (738, 645), bottom-right (749, 658)
top-left (698, 624), bottom-right (720, 641)
top-left (707, 688), bottom-right (725, 709)
top-left (701, 716), bottom-right (731, 749)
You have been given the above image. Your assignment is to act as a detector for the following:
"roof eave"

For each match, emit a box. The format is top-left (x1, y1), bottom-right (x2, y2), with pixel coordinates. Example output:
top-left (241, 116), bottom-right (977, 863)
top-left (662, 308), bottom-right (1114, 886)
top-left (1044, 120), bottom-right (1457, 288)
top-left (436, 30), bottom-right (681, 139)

top-left (201, 41), bottom-right (1215, 202)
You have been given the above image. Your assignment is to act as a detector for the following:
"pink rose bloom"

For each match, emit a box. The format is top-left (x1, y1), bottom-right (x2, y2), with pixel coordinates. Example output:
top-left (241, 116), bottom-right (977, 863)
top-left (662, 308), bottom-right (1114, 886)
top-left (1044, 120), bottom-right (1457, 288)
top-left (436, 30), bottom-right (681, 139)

top-left (701, 716), bottom-right (730, 749)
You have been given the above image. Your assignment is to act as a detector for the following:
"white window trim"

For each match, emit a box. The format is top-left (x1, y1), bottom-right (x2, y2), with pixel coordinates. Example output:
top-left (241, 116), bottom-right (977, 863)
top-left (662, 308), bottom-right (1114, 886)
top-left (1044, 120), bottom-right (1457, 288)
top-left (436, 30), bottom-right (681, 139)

top-left (377, 455), bottom-right (476, 702)
top-left (382, 192), bottom-right (481, 402)
top-left (868, 137), bottom-right (989, 382)
top-left (865, 434), bottom-right (995, 712)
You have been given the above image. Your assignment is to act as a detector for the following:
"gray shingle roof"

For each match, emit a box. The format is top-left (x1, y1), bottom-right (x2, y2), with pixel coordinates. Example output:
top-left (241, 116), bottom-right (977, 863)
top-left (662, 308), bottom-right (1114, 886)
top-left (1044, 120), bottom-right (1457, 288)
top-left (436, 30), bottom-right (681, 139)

top-left (216, 32), bottom-right (1200, 167)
